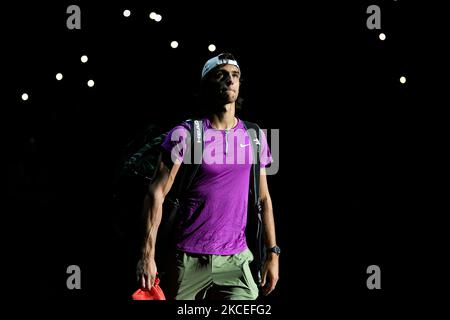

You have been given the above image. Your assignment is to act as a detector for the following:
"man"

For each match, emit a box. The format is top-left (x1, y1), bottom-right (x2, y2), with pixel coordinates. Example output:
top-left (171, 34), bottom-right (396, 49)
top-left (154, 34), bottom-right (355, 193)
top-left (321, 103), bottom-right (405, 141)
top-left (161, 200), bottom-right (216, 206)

top-left (137, 53), bottom-right (279, 300)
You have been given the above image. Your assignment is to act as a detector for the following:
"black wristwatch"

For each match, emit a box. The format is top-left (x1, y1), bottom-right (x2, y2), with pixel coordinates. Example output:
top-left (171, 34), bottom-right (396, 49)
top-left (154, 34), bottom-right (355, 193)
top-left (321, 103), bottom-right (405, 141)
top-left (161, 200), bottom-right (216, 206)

top-left (267, 245), bottom-right (281, 255)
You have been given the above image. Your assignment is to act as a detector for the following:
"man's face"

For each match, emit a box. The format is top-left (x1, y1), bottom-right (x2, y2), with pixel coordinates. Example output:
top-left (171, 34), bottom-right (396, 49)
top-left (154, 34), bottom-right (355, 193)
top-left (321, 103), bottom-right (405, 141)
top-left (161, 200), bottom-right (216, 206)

top-left (207, 64), bottom-right (241, 104)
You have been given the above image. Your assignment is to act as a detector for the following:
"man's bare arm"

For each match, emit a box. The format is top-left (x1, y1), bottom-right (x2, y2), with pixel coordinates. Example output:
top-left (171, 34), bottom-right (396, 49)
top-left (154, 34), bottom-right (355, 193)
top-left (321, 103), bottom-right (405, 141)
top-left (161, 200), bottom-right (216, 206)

top-left (138, 154), bottom-right (181, 289)
top-left (259, 168), bottom-right (279, 295)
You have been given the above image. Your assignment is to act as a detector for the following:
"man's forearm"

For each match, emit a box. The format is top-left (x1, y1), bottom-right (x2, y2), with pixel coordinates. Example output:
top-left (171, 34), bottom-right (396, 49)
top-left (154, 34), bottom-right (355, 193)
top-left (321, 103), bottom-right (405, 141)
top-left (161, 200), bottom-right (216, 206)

top-left (142, 191), bottom-right (164, 258)
top-left (261, 196), bottom-right (277, 248)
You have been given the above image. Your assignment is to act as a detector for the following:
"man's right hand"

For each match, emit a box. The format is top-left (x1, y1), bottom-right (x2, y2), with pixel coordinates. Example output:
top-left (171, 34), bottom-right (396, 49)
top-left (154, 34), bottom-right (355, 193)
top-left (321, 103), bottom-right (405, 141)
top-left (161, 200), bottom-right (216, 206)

top-left (137, 257), bottom-right (158, 289)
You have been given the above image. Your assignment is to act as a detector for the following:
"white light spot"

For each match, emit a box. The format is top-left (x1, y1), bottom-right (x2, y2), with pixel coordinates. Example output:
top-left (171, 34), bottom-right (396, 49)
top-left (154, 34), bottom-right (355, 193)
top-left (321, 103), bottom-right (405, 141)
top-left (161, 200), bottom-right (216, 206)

top-left (21, 93), bottom-right (29, 101)
top-left (154, 14), bottom-right (162, 22)
top-left (87, 80), bottom-right (95, 87)
top-left (170, 41), bottom-right (179, 49)
top-left (81, 55), bottom-right (88, 63)
top-left (400, 76), bottom-right (406, 84)
top-left (379, 33), bottom-right (386, 41)
top-left (123, 10), bottom-right (131, 17)
top-left (56, 73), bottom-right (63, 81)
top-left (149, 12), bottom-right (157, 20)
top-left (208, 44), bottom-right (216, 52)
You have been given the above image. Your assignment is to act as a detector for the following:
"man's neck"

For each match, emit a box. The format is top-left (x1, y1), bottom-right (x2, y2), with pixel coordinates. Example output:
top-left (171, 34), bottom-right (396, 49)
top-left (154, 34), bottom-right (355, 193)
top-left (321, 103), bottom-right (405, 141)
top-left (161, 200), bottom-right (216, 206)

top-left (209, 103), bottom-right (237, 130)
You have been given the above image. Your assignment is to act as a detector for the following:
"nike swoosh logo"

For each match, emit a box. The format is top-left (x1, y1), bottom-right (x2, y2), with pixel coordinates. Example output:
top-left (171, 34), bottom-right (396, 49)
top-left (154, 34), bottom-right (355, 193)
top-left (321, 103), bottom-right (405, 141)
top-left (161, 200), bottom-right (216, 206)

top-left (240, 143), bottom-right (250, 147)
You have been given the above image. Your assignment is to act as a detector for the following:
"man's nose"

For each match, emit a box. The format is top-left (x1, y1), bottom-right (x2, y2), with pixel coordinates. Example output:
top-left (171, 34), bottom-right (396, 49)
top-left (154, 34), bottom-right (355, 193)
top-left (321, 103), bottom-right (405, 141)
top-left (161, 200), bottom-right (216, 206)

top-left (224, 73), bottom-right (234, 85)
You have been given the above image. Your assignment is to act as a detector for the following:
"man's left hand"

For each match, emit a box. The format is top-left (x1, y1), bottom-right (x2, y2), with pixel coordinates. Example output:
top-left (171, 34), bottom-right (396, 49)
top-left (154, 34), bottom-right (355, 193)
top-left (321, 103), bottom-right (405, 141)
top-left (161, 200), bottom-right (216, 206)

top-left (261, 254), bottom-right (279, 296)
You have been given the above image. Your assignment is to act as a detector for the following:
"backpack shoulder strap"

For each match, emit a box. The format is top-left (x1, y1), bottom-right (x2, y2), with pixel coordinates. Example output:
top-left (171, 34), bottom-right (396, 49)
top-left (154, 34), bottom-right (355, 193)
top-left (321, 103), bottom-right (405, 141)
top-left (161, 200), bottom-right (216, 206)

top-left (169, 119), bottom-right (203, 199)
top-left (243, 121), bottom-right (261, 207)
top-left (243, 120), bottom-right (265, 287)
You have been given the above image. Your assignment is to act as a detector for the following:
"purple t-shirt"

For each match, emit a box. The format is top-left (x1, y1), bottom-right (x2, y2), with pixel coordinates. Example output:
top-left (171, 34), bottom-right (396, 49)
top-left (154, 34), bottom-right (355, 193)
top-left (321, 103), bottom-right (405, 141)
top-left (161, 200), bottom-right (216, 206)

top-left (160, 118), bottom-right (272, 255)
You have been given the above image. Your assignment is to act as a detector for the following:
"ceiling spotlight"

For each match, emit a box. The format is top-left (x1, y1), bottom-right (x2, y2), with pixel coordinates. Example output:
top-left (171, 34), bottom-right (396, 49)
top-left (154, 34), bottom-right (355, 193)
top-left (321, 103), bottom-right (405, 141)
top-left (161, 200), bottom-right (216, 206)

top-left (21, 93), bottom-right (29, 101)
top-left (123, 10), bottom-right (131, 17)
top-left (154, 14), bottom-right (162, 22)
top-left (400, 76), bottom-right (406, 84)
top-left (87, 80), bottom-right (95, 87)
top-left (149, 12), bottom-right (157, 20)
top-left (56, 73), bottom-right (63, 81)
top-left (171, 41), bottom-right (179, 49)
top-left (208, 44), bottom-right (216, 52)
top-left (81, 55), bottom-right (88, 63)
top-left (379, 33), bottom-right (386, 41)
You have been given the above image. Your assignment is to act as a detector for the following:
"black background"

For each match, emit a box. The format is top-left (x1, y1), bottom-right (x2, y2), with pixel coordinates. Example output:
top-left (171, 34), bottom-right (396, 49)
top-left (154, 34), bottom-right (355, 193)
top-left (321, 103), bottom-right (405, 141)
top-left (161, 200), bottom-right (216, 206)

top-left (2, 0), bottom-right (445, 316)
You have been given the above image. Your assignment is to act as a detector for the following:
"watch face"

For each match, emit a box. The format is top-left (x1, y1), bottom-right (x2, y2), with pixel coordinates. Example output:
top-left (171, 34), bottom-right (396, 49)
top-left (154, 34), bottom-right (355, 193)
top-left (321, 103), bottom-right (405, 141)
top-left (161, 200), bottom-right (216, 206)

top-left (270, 246), bottom-right (281, 254)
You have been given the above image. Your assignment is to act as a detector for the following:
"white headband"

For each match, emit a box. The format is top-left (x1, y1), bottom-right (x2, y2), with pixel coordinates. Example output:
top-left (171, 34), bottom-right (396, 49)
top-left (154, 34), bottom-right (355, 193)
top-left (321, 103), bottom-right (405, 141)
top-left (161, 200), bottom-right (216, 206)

top-left (201, 54), bottom-right (240, 79)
